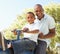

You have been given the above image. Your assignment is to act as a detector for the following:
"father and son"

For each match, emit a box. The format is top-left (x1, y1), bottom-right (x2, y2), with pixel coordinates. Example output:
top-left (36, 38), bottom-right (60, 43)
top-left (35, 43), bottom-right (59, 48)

top-left (8, 4), bottom-right (55, 54)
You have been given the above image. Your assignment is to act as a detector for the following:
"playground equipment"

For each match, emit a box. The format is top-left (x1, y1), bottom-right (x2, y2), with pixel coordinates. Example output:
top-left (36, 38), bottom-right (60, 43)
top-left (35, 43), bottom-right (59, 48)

top-left (0, 30), bottom-right (34, 54)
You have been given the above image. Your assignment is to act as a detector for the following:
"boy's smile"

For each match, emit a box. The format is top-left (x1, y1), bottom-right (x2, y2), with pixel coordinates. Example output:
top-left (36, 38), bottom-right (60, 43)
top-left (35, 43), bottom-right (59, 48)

top-left (26, 13), bottom-right (35, 24)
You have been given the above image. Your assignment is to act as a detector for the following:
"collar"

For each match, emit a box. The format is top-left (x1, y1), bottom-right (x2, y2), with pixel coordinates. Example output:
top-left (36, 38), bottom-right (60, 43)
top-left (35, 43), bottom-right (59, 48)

top-left (37, 14), bottom-right (47, 21)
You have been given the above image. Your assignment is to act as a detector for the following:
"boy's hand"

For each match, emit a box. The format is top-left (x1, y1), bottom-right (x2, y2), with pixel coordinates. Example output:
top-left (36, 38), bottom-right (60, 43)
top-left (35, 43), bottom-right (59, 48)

top-left (11, 29), bottom-right (17, 35)
top-left (23, 28), bottom-right (29, 32)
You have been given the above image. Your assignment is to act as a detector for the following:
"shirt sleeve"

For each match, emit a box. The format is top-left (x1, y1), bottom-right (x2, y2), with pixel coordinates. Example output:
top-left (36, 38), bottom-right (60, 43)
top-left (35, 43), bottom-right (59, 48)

top-left (33, 23), bottom-right (40, 30)
top-left (48, 17), bottom-right (55, 29)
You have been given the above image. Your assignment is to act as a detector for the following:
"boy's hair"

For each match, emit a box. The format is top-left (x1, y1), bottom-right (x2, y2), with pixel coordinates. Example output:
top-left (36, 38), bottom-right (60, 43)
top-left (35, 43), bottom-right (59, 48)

top-left (27, 12), bottom-right (35, 17)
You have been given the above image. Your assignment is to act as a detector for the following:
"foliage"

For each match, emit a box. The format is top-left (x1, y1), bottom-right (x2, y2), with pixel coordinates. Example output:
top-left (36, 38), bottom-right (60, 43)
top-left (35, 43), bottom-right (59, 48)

top-left (55, 23), bottom-right (60, 42)
top-left (44, 3), bottom-right (60, 22)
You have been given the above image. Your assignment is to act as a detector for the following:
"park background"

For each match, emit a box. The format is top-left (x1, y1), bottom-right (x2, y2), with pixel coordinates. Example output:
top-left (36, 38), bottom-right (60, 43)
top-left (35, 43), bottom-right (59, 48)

top-left (0, 0), bottom-right (60, 54)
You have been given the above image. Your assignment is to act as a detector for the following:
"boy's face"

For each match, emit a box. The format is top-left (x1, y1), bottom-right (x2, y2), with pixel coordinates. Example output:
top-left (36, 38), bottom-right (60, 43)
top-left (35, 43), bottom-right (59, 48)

top-left (26, 14), bottom-right (35, 24)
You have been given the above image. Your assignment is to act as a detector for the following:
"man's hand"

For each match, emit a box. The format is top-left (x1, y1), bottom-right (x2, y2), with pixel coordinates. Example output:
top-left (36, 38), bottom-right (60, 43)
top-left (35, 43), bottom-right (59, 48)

top-left (38, 32), bottom-right (45, 39)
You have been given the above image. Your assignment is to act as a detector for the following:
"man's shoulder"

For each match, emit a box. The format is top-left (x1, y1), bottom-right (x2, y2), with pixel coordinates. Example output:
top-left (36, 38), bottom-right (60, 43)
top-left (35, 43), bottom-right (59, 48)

top-left (34, 18), bottom-right (40, 23)
top-left (45, 14), bottom-right (55, 21)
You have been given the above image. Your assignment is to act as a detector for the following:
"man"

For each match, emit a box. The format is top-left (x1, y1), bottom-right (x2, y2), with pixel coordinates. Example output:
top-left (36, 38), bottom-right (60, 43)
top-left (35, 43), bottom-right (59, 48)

top-left (34, 4), bottom-right (55, 54)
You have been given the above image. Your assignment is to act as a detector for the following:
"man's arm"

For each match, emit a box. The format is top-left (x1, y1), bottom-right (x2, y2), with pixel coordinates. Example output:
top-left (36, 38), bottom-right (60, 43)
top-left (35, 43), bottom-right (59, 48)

top-left (38, 28), bottom-right (55, 39)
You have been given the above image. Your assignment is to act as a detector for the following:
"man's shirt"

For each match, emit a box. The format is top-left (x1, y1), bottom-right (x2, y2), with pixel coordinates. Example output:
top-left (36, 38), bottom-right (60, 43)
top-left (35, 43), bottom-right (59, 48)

top-left (34, 14), bottom-right (55, 45)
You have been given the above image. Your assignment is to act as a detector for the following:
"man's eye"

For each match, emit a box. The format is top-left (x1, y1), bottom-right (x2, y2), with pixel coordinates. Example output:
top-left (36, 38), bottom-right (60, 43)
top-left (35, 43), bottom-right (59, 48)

top-left (35, 10), bottom-right (42, 12)
top-left (35, 10), bottom-right (38, 12)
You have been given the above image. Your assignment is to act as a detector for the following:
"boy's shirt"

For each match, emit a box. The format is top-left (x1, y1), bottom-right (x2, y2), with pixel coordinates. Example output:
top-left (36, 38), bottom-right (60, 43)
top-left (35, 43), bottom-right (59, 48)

top-left (23, 23), bottom-right (39, 42)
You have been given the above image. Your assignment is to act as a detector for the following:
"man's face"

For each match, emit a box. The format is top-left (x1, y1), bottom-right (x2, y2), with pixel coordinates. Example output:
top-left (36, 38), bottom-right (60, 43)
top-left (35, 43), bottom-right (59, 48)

top-left (34, 6), bottom-right (44, 20)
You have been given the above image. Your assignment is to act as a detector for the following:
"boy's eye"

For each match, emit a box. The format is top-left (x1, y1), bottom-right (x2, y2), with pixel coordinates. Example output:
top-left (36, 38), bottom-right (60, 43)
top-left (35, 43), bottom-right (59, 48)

top-left (28, 17), bottom-right (32, 19)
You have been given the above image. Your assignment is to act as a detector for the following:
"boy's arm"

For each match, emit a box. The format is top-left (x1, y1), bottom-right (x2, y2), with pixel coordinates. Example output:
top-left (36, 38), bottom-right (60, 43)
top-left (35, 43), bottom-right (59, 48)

top-left (23, 29), bottom-right (39, 33)
top-left (22, 27), bottom-right (39, 33)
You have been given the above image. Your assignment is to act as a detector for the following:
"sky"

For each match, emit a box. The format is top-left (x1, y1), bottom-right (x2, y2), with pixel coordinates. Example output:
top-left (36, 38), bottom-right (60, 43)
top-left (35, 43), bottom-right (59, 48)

top-left (0, 0), bottom-right (60, 31)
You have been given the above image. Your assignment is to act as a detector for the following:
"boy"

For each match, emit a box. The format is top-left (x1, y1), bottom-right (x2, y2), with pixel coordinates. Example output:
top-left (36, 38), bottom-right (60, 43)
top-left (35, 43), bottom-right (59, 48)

top-left (9, 12), bottom-right (40, 54)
